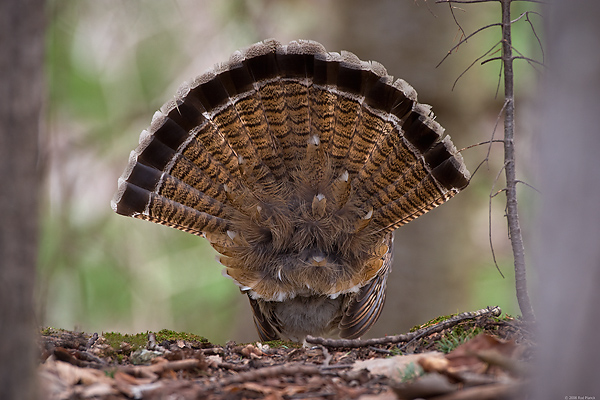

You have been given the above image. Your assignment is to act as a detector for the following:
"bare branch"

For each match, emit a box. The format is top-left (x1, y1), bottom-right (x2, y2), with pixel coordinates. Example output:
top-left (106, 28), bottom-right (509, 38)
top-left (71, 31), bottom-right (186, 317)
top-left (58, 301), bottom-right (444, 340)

top-left (450, 40), bottom-right (502, 90)
top-left (437, 24), bottom-right (501, 68)
top-left (489, 162), bottom-right (508, 278)
top-left (494, 59), bottom-right (504, 99)
top-left (516, 180), bottom-right (541, 194)
top-left (458, 139), bottom-right (505, 153)
top-left (446, 1), bottom-right (467, 40)
top-left (487, 99), bottom-right (509, 161)
top-left (525, 11), bottom-right (545, 64)
top-left (417, 0), bottom-right (439, 18)
top-left (307, 307), bottom-right (502, 348)
top-left (481, 56), bottom-right (502, 65)
top-left (465, 100), bottom-right (507, 180)
top-left (513, 55), bottom-right (545, 69)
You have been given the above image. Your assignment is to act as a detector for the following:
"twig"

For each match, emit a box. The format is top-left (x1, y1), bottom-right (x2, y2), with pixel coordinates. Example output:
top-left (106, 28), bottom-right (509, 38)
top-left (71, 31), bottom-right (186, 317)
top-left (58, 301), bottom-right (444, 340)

top-left (319, 345), bottom-right (332, 367)
top-left (117, 358), bottom-right (203, 381)
top-left (446, 1), bottom-right (467, 41)
top-left (524, 11), bottom-right (544, 63)
top-left (465, 100), bottom-right (507, 182)
top-left (86, 332), bottom-right (99, 349)
top-left (436, 25), bottom-right (501, 68)
top-left (515, 180), bottom-right (540, 193)
top-left (208, 364), bottom-right (321, 388)
top-left (306, 307), bottom-right (501, 348)
top-left (457, 139), bottom-right (504, 153)
top-left (450, 41), bottom-right (502, 90)
top-left (489, 162), bottom-right (508, 278)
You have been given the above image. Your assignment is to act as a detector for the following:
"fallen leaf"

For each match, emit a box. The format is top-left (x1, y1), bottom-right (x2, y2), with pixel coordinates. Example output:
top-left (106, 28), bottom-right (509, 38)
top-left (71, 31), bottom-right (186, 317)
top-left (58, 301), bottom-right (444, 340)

top-left (352, 352), bottom-right (444, 382)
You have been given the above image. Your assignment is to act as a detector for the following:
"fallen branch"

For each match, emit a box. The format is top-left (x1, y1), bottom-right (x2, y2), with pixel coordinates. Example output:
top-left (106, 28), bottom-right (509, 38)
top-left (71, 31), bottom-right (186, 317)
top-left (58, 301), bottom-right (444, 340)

top-left (306, 306), bottom-right (501, 348)
top-left (207, 364), bottom-right (321, 389)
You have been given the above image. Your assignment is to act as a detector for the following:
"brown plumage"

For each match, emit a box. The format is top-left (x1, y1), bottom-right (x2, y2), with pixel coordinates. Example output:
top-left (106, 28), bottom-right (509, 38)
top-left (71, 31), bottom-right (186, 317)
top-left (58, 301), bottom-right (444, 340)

top-left (112, 39), bottom-right (470, 341)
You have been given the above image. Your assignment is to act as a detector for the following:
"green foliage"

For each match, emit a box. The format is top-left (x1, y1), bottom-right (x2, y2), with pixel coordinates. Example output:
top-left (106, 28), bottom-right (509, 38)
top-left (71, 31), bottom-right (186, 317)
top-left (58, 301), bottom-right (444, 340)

top-left (399, 362), bottom-right (423, 382)
top-left (410, 313), bottom-right (457, 333)
top-left (389, 346), bottom-right (404, 356)
top-left (102, 329), bottom-right (208, 352)
top-left (435, 326), bottom-right (484, 354)
top-left (41, 327), bottom-right (67, 336)
top-left (261, 340), bottom-right (303, 349)
top-left (153, 329), bottom-right (208, 343)
top-left (104, 369), bottom-right (116, 379)
top-left (103, 332), bottom-right (149, 352)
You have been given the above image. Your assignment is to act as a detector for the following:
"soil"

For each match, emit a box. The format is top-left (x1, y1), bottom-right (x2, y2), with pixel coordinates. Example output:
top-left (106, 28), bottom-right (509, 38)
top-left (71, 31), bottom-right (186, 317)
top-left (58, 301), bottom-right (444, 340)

top-left (37, 308), bottom-right (532, 400)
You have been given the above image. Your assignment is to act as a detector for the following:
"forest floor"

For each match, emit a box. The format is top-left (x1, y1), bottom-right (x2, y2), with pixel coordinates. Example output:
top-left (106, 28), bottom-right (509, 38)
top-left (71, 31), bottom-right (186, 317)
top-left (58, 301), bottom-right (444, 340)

top-left (38, 307), bottom-right (533, 400)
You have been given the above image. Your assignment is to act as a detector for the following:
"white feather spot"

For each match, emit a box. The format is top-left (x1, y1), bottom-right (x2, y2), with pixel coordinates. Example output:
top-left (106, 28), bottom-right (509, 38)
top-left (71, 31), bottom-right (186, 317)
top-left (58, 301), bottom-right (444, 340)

top-left (363, 207), bottom-right (373, 220)
top-left (308, 134), bottom-right (320, 146)
top-left (316, 193), bottom-right (325, 201)
top-left (339, 170), bottom-right (349, 182)
top-left (227, 230), bottom-right (237, 240)
top-left (312, 255), bottom-right (325, 263)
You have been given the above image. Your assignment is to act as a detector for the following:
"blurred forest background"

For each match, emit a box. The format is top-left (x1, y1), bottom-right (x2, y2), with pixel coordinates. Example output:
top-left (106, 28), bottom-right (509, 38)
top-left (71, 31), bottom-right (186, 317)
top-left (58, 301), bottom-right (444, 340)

top-left (39, 0), bottom-right (542, 343)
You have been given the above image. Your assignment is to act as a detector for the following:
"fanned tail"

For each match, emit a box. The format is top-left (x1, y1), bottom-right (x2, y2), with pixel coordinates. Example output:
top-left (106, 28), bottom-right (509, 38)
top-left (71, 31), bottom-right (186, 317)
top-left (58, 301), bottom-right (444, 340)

top-left (112, 39), bottom-right (471, 339)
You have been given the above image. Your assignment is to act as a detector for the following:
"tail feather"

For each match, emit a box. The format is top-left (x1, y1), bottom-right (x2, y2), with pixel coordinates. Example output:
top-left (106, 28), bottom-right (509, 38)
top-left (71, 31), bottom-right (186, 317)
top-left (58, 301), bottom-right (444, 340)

top-left (112, 40), bottom-right (471, 319)
top-left (276, 41), bottom-right (314, 170)
top-left (220, 62), bottom-right (287, 180)
top-left (112, 180), bottom-right (231, 236)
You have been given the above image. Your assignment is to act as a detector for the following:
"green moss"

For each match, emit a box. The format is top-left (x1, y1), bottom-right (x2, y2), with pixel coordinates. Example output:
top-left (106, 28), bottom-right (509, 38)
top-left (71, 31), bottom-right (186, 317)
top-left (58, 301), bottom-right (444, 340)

top-left (409, 313), bottom-right (457, 333)
top-left (260, 340), bottom-right (302, 349)
top-left (153, 329), bottom-right (208, 343)
top-left (40, 327), bottom-right (74, 336)
top-left (41, 327), bottom-right (61, 335)
top-left (435, 326), bottom-right (484, 353)
top-left (103, 332), bottom-right (149, 351)
top-left (493, 313), bottom-right (515, 323)
top-left (389, 347), bottom-right (404, 356)
top-left (100, 330), bottom-right (209, 354)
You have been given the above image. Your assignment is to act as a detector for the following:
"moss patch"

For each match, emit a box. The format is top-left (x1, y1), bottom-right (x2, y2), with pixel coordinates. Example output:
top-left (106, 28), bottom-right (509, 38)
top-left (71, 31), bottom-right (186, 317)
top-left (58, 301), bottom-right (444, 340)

top-left (103, 332), bottom-right (149, 352)
top-left (409, 313), bottom-right (457, 333)
top-left (153, 329), bottom-right (208, 343)
top-left (435, 326), bottom-right (484, 353)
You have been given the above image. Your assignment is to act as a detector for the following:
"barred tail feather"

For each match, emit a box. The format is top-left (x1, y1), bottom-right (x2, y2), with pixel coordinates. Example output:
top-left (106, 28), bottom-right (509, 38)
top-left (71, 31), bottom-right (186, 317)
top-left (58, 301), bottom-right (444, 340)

top-left (112, 39), bottom-right (471, 341)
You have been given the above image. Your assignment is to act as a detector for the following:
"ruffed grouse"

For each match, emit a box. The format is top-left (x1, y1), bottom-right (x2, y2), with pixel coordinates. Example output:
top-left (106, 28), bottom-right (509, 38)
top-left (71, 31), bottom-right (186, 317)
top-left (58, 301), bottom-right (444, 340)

top-left (112, 39), bottom-right (470, 342)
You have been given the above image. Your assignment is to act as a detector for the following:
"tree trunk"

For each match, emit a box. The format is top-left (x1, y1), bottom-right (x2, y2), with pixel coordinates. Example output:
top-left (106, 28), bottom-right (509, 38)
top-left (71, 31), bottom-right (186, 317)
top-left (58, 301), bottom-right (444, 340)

top-left (0, 0), bottom-right (45, 398)
top-left (530, 0), bottom-right (600, 396)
